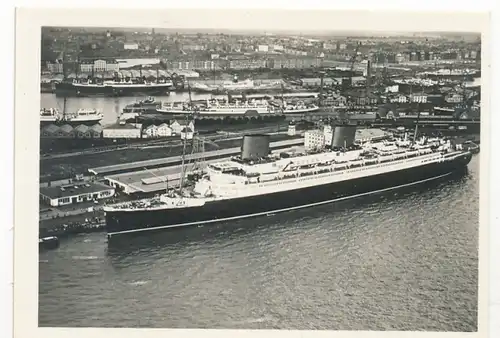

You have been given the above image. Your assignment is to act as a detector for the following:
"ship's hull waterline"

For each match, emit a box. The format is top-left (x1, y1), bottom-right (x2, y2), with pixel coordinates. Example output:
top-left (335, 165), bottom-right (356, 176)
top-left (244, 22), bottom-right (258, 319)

top-left (105, 152), bottom-right (472, 237)
top-left (40, 118), bottom-right (103, 126)
top-left (55, 83), bottom-right (172, 97)
top-left (156, 106), bottom-right (320, 116)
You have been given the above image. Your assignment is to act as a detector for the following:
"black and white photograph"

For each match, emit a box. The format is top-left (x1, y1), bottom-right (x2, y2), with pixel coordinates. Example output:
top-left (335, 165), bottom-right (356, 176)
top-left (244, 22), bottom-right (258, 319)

top-left (13, 7), bottom-right (490, 338)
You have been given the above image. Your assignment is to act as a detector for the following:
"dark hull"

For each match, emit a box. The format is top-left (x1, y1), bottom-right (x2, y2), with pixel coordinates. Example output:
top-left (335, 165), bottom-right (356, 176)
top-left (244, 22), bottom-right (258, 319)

top-left (40, 120), bottom-right (103, 127)
top-left (105, 152), bottom-right (473, 236)
top-left (39, 237), bottom-right (60, 251)
top-left (55, 83), bottom-right (171, 97)
top-left (371, 120), bottom-right (481, 134)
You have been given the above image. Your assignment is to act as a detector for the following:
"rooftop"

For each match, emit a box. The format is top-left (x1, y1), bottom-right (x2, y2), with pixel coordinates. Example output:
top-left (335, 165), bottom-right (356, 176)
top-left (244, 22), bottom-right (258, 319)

top-left (40, 182), bottom-right (113, 200)
top-left (105, 123), bottom-right (142, 130)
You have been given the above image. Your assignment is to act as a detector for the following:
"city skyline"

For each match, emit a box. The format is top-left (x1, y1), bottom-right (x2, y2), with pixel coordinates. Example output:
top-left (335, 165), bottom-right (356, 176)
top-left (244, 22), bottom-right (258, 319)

top-left (44, 26), bottom-right (481, 39)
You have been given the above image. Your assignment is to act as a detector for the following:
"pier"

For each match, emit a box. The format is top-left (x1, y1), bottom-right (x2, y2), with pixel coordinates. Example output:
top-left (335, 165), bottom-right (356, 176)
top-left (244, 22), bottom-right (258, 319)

top-left (88, 138), bottom-right (305, 176)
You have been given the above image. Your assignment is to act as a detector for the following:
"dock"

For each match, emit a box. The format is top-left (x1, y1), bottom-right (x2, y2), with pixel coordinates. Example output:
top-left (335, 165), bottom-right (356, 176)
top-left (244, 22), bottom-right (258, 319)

top-left (88, 138), bottom-right (304, 176)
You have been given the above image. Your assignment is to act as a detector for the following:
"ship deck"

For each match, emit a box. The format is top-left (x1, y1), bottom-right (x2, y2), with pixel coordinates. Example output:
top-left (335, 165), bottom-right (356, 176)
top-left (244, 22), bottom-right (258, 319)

top-left (103, 146), bottom-right (302, 195)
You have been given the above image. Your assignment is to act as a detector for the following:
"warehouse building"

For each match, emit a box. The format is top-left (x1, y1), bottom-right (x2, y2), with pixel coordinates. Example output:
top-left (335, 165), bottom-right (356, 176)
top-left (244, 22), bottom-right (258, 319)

top-left (103, 122), bottom-right (142, 139)
top-left (40, 182), bottom-right (115, 207)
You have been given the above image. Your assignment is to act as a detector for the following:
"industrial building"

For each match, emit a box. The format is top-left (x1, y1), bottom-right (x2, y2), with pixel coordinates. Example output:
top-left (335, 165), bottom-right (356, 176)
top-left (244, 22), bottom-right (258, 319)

top-left (305, 125), bottom-right (385, 151)
top-left (103, 122), bottom-right (142, 139)
top-left (40, 124), bottom-right (103, 139)
top-left (304, 129), bottom-right (325, 151)
top-left (40, 182), bottom-right (115, 207)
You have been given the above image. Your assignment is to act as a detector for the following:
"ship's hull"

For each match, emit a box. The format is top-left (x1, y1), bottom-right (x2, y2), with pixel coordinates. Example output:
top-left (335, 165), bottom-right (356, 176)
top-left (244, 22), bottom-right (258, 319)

top-left (157, 108), bottom-right (273, 116)
top-left (282, 106), bottom-right (320, 114)
top-left (55, 82), bottom-right (172, 97)
top-left (105, 152), bottom-right (473, 237)
top-left (40, 118), bottom-right (103, 126)
top-left (157, 106), bottom-right (319, 116)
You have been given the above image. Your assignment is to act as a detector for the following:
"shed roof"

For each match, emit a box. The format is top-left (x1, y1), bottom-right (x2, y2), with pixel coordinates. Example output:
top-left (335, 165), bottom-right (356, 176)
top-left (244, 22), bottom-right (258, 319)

top-left (90, 124), bottom-right (103, 132)
top-left (59, 124), bottom-right (74, 133)
top-left (43, 124), bottom-right (60, 133)
top-left (74, 124), bottom-right (90, 133)
top-left (40, 182), bottom-right (114, 200)
top-left (104, 123), bottom-right (142, 130)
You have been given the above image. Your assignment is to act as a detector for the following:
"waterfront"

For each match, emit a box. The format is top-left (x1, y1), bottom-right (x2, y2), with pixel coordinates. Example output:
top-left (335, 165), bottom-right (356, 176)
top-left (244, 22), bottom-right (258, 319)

top-left (38, 155), bottom-right (479, 330)
top-left (41, 93), bottom-right (214, 126)
top-left (40, 75), bottom-right (481, 127)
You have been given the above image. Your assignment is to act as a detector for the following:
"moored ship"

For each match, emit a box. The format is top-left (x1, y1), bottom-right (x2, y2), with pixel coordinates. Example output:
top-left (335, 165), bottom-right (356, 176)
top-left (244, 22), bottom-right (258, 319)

top-left (40, 107), bottom-right (104, 126)
top-left (158, 98), bottom-right (273, 116)
top-left (191, 78), bottom-right (284, 94)
top-left (55, 78), bottom-right (174, 97)
top-left (122, 96), bottom-right (161, 114)
top-left (157, 99), bottom-right (319, 116)
top-left (104, 124), bottom-right (472, 237)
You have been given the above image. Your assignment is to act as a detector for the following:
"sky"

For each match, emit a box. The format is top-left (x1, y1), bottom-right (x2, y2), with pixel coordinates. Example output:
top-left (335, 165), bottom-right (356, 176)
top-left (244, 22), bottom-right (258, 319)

top-left (39, 9), bottom-right (484, 36)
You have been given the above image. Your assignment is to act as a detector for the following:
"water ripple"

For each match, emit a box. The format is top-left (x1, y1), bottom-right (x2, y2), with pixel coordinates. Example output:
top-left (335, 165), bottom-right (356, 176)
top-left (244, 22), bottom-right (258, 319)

top-left (39, 156), bottom-right (479, 330)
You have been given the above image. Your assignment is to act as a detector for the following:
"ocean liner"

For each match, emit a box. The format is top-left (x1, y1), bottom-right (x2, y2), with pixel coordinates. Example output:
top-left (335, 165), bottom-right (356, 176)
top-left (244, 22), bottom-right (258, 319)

top-left (104, 123), bottom-right (472, 237)
top-left (191, 78), bottom-right (283, 93)
top-left (157, 99), bottom-right (319, 116)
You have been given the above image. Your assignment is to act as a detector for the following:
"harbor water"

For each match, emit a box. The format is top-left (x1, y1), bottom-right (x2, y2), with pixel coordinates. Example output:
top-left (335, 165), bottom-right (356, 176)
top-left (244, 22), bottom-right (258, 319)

top-left (40, 93), bottom-right (216, 126)
top-left (38, 155), bottom-right (479, 331)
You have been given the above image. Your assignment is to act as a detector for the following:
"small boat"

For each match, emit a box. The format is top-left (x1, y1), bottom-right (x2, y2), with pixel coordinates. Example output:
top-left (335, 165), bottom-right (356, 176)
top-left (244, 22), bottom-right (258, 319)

top-left (39, 236), bottom-right (60, 251)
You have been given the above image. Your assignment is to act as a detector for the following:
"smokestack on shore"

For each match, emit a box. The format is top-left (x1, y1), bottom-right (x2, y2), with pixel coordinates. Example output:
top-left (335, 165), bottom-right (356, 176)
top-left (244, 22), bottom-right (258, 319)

top-left (366, 60), bottom-right (371, 90)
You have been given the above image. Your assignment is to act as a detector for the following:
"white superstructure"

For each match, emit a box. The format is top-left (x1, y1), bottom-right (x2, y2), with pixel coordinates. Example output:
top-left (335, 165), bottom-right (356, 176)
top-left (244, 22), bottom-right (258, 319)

top-left (72, 79), bottom-right (174, 88)
top-left (40, 108), bottom-right (103, 123)
top-left (190, 79), bottom-right (283, 92)
top-left (157, 99), bottom-right (319, 116)
top-left (106, 135), bottom-right (463, 212)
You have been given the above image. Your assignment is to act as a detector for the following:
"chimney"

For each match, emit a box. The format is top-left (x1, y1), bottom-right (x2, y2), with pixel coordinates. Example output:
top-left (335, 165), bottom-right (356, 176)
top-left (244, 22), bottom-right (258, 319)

top-left (366, 60), bottom-right (371, 89)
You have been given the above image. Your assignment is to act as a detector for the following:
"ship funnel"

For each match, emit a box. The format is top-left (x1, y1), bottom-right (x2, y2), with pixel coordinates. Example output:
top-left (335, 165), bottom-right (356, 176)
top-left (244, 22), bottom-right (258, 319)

top-left (331, 123), bottom-right (357, 148)
top-left (241, 134), bottom-right (271, 161)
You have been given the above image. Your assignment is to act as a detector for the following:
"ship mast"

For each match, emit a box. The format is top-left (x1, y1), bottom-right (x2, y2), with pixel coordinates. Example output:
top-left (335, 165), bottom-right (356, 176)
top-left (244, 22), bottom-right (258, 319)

top-left (62, 96), bottom-right (67, 121)
top-left (178, 80), bottom-right (193, 194)
top-left (461, 70), bottom-right (468, 110)
top-left (61, 42), bottom-right (67, 81)
top-left (75, 38), bottom-right (80, 80)
top-left (61, 43), bottom-right (68, 121)
top-left (413, 108), bottom-right (421, 144)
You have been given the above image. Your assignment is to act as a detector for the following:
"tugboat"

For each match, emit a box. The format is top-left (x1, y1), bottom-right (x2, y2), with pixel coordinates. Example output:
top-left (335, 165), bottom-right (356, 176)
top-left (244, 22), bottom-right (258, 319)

top-left (122, 96), bottom-right (161, 114)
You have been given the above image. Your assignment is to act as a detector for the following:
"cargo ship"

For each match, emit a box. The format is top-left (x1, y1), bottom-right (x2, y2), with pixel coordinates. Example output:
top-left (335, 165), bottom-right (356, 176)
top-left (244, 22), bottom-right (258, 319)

top-left (55, 78), bottom-right (174, 97)
top-left (104, 123), bottom-right (472, 237)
